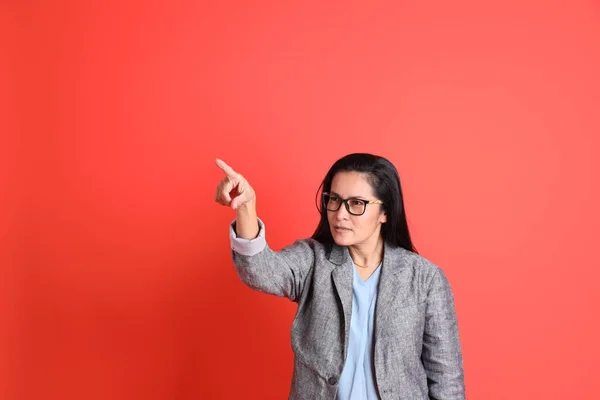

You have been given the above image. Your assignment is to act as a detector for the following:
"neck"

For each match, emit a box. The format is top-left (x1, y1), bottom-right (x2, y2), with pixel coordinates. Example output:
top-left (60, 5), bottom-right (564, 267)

top-left (349, 235), bottom-right (384, 268)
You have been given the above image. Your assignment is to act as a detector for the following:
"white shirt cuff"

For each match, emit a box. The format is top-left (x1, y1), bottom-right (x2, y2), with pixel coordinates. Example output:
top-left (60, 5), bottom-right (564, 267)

top-left (229, 218), bottom-right (267, 256)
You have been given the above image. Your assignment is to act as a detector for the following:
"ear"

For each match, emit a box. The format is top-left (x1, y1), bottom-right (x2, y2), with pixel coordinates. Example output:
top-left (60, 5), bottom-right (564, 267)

top-left (380, 212), bottom-right (387, 224)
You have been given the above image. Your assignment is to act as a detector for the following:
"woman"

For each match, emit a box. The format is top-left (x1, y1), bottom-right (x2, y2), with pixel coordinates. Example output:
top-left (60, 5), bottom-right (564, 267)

top-left (214, 153), bottom-right (465, 400)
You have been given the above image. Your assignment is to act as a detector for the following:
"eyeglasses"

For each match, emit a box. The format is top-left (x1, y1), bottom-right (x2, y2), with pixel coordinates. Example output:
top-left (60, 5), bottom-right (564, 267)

top-left (321, 192), bottom-right (384, 216)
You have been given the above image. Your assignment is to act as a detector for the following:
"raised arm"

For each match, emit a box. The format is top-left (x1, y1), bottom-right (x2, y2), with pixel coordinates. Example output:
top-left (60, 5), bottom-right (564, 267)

top-left (215, 158), bottom-right (314, 302)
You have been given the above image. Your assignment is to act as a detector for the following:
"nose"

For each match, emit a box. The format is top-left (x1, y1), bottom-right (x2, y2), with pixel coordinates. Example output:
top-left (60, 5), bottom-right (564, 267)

top-left (334, 203), bottom-right (350, 220)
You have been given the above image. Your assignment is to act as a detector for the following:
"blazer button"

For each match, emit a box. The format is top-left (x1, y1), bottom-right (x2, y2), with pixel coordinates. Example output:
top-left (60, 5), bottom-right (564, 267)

top-left (328, 377), bottom-right (338, 385)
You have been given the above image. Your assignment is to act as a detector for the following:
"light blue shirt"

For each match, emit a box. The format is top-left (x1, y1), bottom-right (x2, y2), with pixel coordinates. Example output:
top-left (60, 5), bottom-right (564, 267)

top-left (336, 262), bottom-right (382, 400)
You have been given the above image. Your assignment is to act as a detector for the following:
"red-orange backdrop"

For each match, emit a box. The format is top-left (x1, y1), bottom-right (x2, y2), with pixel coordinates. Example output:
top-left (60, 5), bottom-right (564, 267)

top-left (3, 0), bottom-right (600, 399)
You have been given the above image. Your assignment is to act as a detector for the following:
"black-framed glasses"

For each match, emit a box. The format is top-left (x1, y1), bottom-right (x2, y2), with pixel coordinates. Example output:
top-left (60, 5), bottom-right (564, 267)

top-left (321, 192), bottom-right (384, 216)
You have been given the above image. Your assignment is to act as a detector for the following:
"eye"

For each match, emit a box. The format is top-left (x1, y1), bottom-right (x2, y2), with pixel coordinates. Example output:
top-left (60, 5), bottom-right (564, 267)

top-left (329, 195), bottom-right (341, 203)
top-left (349, 199), bottom-right (365, 207)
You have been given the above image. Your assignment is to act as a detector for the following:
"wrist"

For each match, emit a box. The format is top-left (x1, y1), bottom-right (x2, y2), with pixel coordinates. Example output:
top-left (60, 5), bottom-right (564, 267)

top-left (236, 197), bottom-right (256, 211)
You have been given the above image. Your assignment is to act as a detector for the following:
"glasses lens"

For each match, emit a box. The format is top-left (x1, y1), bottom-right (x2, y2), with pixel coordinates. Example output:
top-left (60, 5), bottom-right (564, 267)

top-left (323, 194), bottom-right (341, 211)
top-left (347, 199), bottom-right (366, 215)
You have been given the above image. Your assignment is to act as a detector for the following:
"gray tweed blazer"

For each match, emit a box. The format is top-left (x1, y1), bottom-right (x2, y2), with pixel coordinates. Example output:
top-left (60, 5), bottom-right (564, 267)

top-left (232, 237), bottom-right (465, 400)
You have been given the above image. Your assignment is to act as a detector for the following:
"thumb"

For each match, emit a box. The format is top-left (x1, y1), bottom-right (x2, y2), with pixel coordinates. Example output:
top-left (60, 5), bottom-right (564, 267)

top-left (231, 190), bottom-right (248, 209)
top-left (231, 180), bottom-right (251, 209)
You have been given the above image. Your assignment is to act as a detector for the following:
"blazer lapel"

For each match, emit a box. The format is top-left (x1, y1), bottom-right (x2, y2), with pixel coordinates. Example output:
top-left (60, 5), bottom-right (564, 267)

top-left (329, 245), bottom-right (353, 357)
top-left (375, 244), bottom-right (411, 324)
top-left (329, 243), bottom-right (412, 357)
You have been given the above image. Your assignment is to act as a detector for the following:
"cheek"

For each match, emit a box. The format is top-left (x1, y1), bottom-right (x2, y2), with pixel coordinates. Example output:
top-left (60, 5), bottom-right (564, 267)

top-left (360, 216), bottom-right (383, 233)
top-left (326, 214), bottom-right (335, 228)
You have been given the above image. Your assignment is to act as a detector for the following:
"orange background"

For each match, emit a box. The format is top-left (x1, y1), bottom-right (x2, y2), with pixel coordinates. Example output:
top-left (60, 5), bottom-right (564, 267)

top-left (3, 0), bottom-right (600, 399)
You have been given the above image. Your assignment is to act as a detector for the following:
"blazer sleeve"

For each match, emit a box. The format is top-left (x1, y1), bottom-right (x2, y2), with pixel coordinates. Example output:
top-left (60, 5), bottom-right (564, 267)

top-left (229, 218), bottom-right (315, 302)
top-left (421, 267), bottom-right (466, 400)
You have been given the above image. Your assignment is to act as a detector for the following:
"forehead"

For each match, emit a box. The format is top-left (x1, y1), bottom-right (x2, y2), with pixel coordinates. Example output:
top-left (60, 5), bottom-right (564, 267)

top-left (330, 171), bottom-right (375, 197)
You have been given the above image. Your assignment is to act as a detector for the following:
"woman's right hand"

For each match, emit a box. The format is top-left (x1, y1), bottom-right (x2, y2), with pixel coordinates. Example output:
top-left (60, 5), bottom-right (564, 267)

top-left (214, 159), bottom-right (256, 210)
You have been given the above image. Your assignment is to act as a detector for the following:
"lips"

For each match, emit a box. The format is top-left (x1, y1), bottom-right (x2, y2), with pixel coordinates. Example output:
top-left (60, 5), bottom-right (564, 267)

top-left (334, 226), bottom-right (352, 231)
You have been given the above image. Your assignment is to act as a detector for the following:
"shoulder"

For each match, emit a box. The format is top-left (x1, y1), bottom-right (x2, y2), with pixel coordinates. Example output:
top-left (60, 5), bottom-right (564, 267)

top-left (277, 237), bottom-right (328, 259)
top-left (387, 245), bottom-right (438, 270)
top-left (279, 238), bottom-right (346, 266)
top-left (388, 246), bottom-right (448, 289)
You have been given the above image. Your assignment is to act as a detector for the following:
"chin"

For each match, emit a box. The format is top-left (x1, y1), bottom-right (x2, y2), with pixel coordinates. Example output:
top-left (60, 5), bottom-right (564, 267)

top-left (331, 233), bottom-right (355, 247)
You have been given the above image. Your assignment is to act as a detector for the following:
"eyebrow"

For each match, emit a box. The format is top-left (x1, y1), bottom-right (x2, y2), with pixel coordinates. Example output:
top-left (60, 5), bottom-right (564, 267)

top-left (329, 191), bottom-right (369, 200)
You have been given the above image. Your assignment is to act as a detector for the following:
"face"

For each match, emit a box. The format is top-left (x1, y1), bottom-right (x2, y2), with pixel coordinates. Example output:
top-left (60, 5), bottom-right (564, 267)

top-left (326, 171), bottom-right (387, 247)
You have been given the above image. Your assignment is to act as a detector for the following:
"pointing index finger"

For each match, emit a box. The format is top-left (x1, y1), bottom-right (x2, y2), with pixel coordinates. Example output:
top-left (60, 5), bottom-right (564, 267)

top-left (215, 158), bottom-right (240, 178)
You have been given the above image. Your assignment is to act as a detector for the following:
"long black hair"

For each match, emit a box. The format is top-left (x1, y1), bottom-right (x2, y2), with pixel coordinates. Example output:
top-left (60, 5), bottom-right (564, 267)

top-left (311, 153), bottom-right (418, 253)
